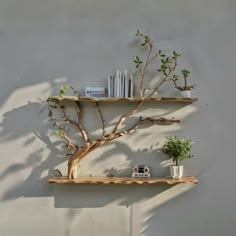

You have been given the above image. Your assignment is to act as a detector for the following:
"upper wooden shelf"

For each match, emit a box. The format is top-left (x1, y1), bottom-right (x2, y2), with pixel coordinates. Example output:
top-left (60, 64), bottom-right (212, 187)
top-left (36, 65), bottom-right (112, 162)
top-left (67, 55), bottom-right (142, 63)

top-left (48, 176), bottom-right (198, 185)
top-left (48, 96), bottom-right (198, 103)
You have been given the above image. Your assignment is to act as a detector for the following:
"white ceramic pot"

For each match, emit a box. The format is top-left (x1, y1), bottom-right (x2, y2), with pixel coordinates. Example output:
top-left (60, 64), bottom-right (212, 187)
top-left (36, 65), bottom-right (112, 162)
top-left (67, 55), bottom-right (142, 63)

top-left (170, 165), bottom-right (184, 179)
top-left (181, 90), bottom-right (191, 98)
top-left (144, 88), bottom-right (159, 98)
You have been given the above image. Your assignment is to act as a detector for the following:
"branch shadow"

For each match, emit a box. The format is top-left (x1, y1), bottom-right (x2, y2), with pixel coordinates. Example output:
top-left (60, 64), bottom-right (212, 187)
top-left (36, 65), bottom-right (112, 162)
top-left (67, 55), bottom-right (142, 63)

top-left (0, 95), bottom-right (197, 219)
top-left (141, 183), bottom-right (199, 235)
top-left (0, 101), bottom-right (68, 200)
top-left (52, 183), bottom-right (171, 208)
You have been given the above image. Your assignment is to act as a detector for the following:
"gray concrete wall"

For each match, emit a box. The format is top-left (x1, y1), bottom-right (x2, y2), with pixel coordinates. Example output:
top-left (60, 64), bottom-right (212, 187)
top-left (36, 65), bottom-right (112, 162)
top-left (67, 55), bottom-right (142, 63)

top-left (0, 0), bottom-right (236, 235)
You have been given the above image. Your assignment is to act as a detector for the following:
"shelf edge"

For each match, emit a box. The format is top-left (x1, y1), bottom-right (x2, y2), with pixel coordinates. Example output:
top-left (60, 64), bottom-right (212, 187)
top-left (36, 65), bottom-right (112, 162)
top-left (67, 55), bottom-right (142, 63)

top-left (48, 176), bottom-right (199, 185)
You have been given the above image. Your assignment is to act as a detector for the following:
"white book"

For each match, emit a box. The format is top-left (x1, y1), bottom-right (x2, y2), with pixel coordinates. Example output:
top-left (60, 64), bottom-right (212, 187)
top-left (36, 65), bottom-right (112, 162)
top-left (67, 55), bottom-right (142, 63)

top-left (124, 70), bottom-right (128, 80)
top-left (116, 70), bottom-right (121, 97)
top-left (108, 76), bottom-right (111, 97)
top-left (110, 76), bottom-right (114, 97)
top-left (130, 74), bottom-right (133, 98)
top-left (121, 73), bottom-right (125, 97)
top-left (120, 73), bottom-right (123, 97)
top-left (114, 76), bottom-right (119, 97)
top-left (125, 76), bottom-right (129, 98)
top-left (124, 70), bottom-right (128, 98)
top-left (85, 87), bottom-right (105, 97)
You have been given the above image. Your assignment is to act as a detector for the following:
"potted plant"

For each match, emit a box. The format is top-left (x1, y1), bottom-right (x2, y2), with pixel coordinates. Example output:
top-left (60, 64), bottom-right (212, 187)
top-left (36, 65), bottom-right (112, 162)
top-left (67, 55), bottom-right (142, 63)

top-left (171, 69), bottom-right (196, 98)
top-left (161, 136), bottom-right (193, 178)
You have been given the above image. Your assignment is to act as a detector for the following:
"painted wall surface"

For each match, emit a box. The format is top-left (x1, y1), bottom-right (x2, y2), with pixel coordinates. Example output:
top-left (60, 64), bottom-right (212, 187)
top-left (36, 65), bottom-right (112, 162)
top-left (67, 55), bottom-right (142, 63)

top-left (0, 0), bottom-right (236, 235)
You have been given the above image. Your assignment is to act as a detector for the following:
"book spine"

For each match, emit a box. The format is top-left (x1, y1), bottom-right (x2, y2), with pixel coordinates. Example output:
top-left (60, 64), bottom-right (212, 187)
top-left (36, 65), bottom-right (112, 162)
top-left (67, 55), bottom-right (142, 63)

top-left (125, 74), bottom-right (129, 98)
top-left (130, 74), bottom-right (133, 98)
top-left (108, 76), bottom-right (111, 97)
top-left (116, 70), bottom-right (120, 97)
top-left (121, 73), bottom-right (125, 97)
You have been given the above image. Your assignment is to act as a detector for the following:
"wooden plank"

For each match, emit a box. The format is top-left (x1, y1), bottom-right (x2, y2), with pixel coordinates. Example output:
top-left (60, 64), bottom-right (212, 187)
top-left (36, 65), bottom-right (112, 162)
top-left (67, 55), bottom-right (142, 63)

top-left (47, 96), bottom-right (198, 103)
top-left (48, 176), bottom-right (198, 185)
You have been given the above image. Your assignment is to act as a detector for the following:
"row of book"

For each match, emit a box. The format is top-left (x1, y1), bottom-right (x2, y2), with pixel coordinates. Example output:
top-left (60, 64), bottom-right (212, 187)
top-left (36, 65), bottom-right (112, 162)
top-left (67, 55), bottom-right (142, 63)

top-left (108, 70), bottom-right (133, 98)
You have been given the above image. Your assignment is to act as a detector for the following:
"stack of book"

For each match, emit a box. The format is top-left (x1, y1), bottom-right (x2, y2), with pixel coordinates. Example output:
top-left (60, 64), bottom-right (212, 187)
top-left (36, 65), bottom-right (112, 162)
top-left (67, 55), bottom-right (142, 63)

top-left (108, 70), bottom-right (133, 98)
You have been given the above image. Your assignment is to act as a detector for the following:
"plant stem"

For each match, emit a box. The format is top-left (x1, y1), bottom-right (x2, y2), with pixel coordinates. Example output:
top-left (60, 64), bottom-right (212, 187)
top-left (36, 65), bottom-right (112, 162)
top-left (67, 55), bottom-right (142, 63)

top-left (184, 77), bottom-right (187, 90)
top-left (175, 159), bottom-right (178, 166)
top-left (139, 44), bottom-right (153, 97)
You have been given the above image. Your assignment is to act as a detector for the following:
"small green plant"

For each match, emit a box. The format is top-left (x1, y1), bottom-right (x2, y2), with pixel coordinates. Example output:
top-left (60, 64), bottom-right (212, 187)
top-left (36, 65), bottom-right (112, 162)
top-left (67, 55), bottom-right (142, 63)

top-left (171, 69), bottom-right (196, 91)
top-left (161, 136), bottom-right (193, 166)
top-left (59, 84), bottom-right (69, 97)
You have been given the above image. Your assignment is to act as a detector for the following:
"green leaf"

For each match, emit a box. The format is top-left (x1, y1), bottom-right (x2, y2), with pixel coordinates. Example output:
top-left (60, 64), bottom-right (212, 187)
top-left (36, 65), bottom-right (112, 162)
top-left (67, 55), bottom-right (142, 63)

top-left (161, 136), bottom-right (193, 164)
top-left (55, 130), bottom-right (64, 137)
top-left (59, 84), bottom-right (69, 97)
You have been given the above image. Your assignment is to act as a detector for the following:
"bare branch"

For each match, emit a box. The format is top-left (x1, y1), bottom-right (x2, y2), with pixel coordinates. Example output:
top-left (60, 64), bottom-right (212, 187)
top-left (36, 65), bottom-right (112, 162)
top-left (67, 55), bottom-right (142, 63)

top-left (66, 115), bottom-right (180, 178)
top-left (70, 86), bottom-right (81, 96)
top-left (75, 101), bottom-right (91, 144)
top-left (112, 101), bottom-right (143, 134)
top-left (96, 102), bottom-right (106, 137)
top-left (49, 117), bottom-right (78, 151)
top-left (147, 53), bottom-right (158, 66)
top-left (62, 109), bottom-right (80, 130)
top-left (139, 44), bottom-right (153, 97)
top-left (111, 117), bottom-right (179, 140)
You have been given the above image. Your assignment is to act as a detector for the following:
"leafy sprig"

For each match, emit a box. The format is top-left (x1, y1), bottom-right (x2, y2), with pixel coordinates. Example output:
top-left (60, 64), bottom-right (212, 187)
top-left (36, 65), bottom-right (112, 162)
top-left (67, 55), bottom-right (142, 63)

top-left (171, 69), bottom-right (196, 91)
top-left (133, 56), bottom-right (143, 68)
top-left (134, 30), bottom-right (184, 97)
top-left (59, 84), bottom-right (69, 97)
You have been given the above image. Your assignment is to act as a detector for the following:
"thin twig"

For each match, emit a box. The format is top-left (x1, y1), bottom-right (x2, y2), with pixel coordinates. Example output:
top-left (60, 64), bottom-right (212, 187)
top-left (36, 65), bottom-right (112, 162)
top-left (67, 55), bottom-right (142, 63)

top-left (70, 86), bottom-right (81, 96)
top-left (96, 102), bottom-right (106, 137)
top-left (75, 102), bottom-right (91, 144)
top-left (111, 117), bottom-right (179, 140)
top-left (147, 53), bottom-right (158, 66)
top-left (139, 44), bottom-right (153, 97)
top-left (62, 104), bottom-right (91, 144)
top-left (49, 117), bottom-right (78, 151)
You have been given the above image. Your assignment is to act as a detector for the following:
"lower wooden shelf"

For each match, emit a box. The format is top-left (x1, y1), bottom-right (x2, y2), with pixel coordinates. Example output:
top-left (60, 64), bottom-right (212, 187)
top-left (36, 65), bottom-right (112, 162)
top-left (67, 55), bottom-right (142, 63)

top-left (48, 176), bottom-right (198, 185)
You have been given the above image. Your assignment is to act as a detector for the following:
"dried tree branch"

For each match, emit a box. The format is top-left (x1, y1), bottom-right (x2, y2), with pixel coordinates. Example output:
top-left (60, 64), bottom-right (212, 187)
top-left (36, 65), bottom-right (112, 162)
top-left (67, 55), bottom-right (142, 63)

top-left (139, 43), bottom-right (153, 97)
top-left (110, 117), bottom-right (179, 140)
top-left (74, 101), bottom-right (91, 144)
top-left (70, 86), bottom-right (81, 96)
top-left (49, 117), bottom-right (78, 151)
top-left (112, 61), bottom-right (177, 134)
top-left (96, 102), bottom-right (106, 137)
top-left (67, 116), bottom-right (180, 178)
top-left (147, 53), bottom-right (158, 66)
top-left (48, 32), bottom-right (187, 179)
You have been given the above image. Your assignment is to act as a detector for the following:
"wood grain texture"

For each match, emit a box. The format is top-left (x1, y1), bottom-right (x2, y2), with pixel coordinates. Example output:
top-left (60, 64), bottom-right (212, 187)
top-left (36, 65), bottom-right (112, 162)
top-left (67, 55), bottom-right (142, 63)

top-left (48, 96), bottom-right (198, 103)
top-left (48, 176), bottom-right (198, 184)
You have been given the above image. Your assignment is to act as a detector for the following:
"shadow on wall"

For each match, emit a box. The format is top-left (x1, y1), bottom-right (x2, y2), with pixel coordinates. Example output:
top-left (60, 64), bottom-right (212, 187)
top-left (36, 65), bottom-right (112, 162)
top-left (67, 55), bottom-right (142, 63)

top-left (0, 102), bottom-right (67, 199)
top-left (0, 81), bottom-right (199, 236)
top-left (141, 183), bottom-right (199, 235)
top-left (0, 84), bottom-right (197, 212)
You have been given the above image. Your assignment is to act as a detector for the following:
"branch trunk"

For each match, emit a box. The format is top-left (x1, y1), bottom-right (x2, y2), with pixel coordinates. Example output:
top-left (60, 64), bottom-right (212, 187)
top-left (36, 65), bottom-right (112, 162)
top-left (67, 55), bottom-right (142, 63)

top-left (67, 117), bottom-right (179, 179)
